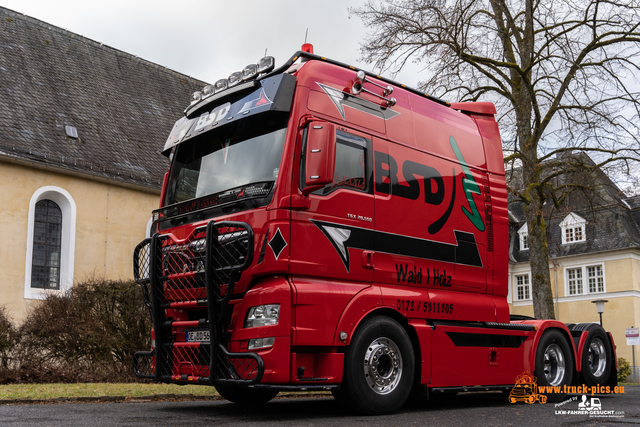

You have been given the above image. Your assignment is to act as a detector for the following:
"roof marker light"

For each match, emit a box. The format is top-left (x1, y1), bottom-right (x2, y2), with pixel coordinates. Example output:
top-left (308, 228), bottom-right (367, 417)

top-left (228, 71), bottom-right (242, 87)
top-left (214, 79), bottom-right (228, 94)
top-left (190, 91), bottom-right (202, 105)
top-left (242, 64), bottom-right (258, 81)
top-left (202, 85), bottom-right (214, 97)
top-left (257, 56), bottom-right (275, 74)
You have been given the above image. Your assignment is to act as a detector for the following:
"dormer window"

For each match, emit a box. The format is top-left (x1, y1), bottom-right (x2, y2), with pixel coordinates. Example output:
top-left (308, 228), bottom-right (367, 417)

top-left (518, 223), bottom-right (529, 250)
top-left (560, 213), bottom-right (586, 244)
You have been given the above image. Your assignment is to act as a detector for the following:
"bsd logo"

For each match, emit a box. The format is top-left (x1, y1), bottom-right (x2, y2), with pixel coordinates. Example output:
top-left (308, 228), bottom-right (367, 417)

top-left (194, 102), bottom-right (231, 131)
top-left (374, 136), bottom-right (484, 234)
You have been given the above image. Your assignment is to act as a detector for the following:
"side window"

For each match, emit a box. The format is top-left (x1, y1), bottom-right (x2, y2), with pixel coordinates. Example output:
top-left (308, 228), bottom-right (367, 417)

top-left (24, 186), bottom-right (76, 299)
top-left (31, 200), bottom-right (62, 290)
top-left (301, 128), bottom-right (371, 195)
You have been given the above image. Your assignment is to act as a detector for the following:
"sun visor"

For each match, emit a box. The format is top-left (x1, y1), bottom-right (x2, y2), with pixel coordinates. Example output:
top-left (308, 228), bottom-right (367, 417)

top-left (162, 73), bottom-right (296, 156)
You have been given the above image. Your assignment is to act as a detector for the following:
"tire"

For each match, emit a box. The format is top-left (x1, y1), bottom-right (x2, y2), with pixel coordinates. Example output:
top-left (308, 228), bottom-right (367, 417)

top-left (214, 383), bottom-right (278, 404)
top-left (340, 316), bottom-right (415, 415)
top-left (535, 329), bottom-right (574, 402)
top-left (574, 324), bottom-right (612, 387)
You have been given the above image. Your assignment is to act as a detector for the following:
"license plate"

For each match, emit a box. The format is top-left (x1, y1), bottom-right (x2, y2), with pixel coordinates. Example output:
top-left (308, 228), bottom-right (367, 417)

top-left (186, 330), bottom-right (210, 342)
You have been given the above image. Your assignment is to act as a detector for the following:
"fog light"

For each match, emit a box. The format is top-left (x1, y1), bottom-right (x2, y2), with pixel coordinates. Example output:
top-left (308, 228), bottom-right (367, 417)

top-left (248, 337), bottom-right (275, 350)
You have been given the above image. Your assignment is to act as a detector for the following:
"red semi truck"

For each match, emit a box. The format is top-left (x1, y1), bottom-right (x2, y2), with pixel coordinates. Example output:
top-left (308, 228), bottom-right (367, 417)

top-left (133, 45), bottom-right (616, 414)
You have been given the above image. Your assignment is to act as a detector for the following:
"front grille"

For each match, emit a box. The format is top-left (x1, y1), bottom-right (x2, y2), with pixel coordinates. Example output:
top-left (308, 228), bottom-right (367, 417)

top-left (133, 220), bottom-right (263, 385)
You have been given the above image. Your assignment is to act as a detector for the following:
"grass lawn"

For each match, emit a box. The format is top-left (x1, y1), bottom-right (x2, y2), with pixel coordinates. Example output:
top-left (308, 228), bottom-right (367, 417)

top-left (0, 383), bottom-right (218, 400)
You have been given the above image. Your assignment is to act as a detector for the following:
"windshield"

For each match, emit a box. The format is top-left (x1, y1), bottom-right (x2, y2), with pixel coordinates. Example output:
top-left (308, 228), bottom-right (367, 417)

top-left (165, 112), bottom-right (288, 206)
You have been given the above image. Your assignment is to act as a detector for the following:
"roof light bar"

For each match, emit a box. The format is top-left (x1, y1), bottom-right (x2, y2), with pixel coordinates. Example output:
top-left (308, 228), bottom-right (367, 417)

top-left (186, 55), bottom-right (277, 113)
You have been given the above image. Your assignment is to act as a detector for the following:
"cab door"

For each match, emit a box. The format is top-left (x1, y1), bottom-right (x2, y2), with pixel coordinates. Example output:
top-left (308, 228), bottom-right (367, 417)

top-left (289, 123), bottom-right (375, 346)
top-left (290, 123), bottom-right (375, 282)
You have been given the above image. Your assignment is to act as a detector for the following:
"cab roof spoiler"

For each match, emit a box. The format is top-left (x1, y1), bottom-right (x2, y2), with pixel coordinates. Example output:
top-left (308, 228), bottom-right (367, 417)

top-left (449, 102), bottom-right (497, 116)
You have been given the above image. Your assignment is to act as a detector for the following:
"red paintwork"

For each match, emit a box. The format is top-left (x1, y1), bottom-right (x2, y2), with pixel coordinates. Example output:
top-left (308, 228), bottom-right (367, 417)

top-left (430, 324), bottom-right (534, 386)
top-left (149, 52), bottom-right (615, 391)
top-left (449, 102), bottom-right (497, 116)
top-left (290, 352), bottom-right (344, 384)
top-left (513, 320), bottom-right (577, 374)
top-left (576, 330), bottom-right (589, 372)
top-left (408, 319), bottom-right (432, 384)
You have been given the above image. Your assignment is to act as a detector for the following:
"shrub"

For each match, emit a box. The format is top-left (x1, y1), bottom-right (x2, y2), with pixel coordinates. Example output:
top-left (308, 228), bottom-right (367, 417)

top-left (0, 306), bottom-right (17, 369)
top-left (617, 357), bottom-right (632, 383)
top-left (11, 278), bottom-right (152, 383)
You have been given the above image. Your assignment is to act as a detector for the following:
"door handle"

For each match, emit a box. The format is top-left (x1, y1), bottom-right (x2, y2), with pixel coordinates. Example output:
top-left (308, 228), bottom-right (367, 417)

top-left (362, 251), bottom-right (374, 269)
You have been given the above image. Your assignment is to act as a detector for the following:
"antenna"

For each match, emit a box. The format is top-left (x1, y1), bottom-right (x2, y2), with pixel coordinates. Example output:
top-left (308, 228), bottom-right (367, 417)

top-left (264, 48), bottom-right (267, 58)
top-left (304, 28), bottom-right (308, 44)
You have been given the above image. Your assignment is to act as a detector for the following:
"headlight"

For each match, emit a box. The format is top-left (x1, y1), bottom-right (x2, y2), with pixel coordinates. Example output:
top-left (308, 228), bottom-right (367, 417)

top-left (244, 304), bottom-right (280, 328)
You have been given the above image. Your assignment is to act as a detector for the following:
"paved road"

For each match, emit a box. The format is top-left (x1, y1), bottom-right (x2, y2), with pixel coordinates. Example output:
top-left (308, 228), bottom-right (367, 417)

top-left (1, 387), bottom-right (638, 426)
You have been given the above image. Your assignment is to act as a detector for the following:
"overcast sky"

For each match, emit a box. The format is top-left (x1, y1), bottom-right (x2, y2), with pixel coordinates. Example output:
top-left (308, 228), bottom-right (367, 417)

top-left (1, 0), bottom-right (422, 88)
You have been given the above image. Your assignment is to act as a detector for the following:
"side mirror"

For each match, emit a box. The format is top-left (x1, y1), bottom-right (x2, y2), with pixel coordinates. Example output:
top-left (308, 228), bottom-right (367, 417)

top-left (302, 121), bottom-right (336, 195)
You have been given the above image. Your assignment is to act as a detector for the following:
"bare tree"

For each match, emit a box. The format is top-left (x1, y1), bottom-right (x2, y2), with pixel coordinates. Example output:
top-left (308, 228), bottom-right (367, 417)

top-left (352, 0), bottom-right (640, 319)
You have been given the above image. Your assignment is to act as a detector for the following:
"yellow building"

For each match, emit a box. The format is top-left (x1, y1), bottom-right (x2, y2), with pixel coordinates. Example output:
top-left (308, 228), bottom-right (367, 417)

top-left (0, 7), bottom-right (205, 322)
top-left (507, 165), bottom-right (640, 379)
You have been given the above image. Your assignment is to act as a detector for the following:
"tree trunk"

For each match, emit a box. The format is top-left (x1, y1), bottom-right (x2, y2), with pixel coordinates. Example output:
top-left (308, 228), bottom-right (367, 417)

top-left (522, 188), bottom-right (556, 320)
top-left (518, 111), bottom-right (556, 320)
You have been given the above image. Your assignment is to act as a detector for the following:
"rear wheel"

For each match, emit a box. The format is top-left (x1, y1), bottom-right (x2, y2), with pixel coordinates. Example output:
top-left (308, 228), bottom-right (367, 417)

top-left (214, 383), bottom-right (278, 404)
top-left (574, 323), bottom-right (612, 387)
top-left (339, 316), bottom-right (415, 415)
top-left (535, 329), bottom-right (574, 402)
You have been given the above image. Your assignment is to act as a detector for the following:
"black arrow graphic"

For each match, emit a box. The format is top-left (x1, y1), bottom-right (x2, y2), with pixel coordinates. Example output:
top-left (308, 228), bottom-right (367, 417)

top-left (311, 219), bottom-right (482, 272)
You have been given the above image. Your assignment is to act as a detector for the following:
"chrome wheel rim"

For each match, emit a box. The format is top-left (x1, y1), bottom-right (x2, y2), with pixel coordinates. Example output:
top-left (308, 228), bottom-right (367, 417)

top-left (363, 337), bottom-right (402, 395)
top-left (544, 343), bottom-right (566, 386)
top-left (588, 338), bottom-right (607, 377)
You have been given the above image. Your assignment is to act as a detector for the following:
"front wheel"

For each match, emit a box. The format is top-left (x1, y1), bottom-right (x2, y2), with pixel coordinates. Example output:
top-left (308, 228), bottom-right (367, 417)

top-left (214, 383), bottom-right (278, 404)
top-left (535, 330), bottom-right (574, 402)
top-left (339, 316), bottom-right (415, 415)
